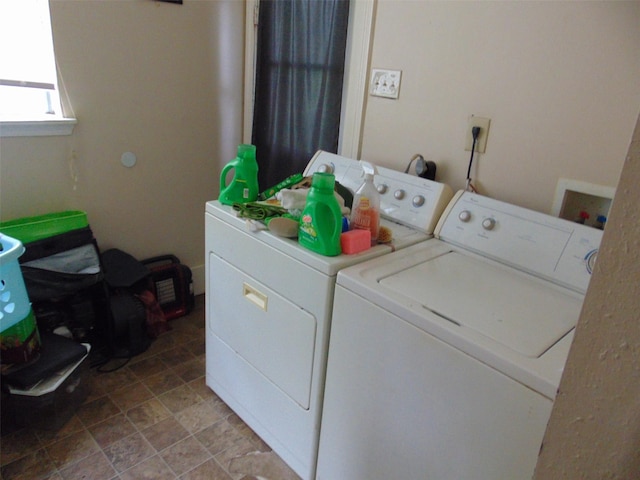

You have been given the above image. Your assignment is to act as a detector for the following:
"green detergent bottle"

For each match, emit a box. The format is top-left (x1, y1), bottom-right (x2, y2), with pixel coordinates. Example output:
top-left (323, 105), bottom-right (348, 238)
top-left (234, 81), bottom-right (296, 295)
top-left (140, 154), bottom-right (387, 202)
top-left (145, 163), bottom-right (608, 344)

top-left (219, 144), bottom-right (259, 206)
top-left (298, 172), bottom-right (342, 256)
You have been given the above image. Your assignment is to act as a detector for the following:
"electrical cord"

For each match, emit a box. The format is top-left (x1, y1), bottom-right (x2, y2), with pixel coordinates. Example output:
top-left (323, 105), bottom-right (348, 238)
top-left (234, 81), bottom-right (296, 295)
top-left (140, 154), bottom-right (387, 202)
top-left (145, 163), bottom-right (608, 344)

top-left (95, 356), bottom-right (131, 373)
top-left (404, 153), bottom-right (437, 180)
top-left (404, 154), bottom-right (424, 173)
top-left (465, 126), bottom-right (481, 192)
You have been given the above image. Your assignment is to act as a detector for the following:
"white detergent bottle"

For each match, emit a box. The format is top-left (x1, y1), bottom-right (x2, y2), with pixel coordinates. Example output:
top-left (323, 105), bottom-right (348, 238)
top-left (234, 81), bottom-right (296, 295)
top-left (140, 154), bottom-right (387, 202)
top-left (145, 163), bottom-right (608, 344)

top-left (350, 161), bottom-right (380, 245)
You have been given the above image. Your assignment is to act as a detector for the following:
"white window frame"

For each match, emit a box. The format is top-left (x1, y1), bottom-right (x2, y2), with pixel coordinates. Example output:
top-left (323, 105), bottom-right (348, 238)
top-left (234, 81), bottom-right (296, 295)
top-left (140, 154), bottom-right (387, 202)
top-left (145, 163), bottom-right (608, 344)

top-left (0, 118), bottom-right (76, 137)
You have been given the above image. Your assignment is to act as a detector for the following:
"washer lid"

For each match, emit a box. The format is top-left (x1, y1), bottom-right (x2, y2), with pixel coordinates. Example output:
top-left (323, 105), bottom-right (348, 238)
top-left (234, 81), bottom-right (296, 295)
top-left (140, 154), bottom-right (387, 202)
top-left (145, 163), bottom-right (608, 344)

top-left (379, 251), bottom-right (582, 357)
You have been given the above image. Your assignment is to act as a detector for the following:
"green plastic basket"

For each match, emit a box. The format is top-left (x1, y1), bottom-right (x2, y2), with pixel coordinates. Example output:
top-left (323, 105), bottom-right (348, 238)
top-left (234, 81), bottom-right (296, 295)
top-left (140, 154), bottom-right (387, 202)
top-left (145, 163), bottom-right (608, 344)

top-left (0, 211), bottom-right (88, 244)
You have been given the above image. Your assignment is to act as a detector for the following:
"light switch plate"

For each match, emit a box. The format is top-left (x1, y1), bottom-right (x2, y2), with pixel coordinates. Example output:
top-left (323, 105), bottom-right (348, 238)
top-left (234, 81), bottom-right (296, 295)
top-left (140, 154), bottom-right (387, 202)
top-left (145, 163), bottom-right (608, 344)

top-left (370, 69), bottom-right (402, 99)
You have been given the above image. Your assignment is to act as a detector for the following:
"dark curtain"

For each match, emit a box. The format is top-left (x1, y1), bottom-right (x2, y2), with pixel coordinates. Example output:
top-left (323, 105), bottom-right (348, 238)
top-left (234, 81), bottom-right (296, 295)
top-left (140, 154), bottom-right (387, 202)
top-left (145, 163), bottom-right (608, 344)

top-left (252, 0), bottom-right (350, 190)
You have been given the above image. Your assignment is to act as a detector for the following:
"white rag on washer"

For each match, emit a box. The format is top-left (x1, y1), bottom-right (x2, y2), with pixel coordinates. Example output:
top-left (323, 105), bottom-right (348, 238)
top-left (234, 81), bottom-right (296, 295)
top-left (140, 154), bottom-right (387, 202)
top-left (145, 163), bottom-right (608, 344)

top-left (276, 188), bottom-right (350, 215)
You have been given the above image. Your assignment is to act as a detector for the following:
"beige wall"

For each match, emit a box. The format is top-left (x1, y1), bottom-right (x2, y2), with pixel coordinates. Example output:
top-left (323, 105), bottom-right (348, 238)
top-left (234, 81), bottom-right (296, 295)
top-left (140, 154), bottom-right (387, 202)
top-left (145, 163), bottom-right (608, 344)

top-left (1, 1), bottom-right (639, 473)
top-left (2, 1), bottom-right (639, 290)
top-left (534, 114), bottom-right (640, 478)
top-left (0, 0), bottom-right (245, 293)
top-left (361, 1), bottom-right (640, 214)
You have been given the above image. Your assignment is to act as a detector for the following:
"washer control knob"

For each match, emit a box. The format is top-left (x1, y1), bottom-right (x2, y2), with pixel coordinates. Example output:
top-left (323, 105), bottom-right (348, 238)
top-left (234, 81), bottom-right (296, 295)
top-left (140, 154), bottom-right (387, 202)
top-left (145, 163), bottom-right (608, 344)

top-left (482, 217), bottom-right (497, 230)
top-left (412, 195), bottom-right (425, 207)
top-left (377, 183), bottom-right (388, 195)
top-left (317, 163), bottom-right (334, 174)
top-left (459, 210), bottom-right (472, 222)
top-left (394, 189), bottom-right (406, 200)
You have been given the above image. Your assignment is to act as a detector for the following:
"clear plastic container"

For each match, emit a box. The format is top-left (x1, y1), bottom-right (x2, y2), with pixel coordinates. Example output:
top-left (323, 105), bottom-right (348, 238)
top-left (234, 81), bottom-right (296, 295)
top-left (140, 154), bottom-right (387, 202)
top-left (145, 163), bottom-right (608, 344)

top-left (350, 161), bottom-right (380, 246)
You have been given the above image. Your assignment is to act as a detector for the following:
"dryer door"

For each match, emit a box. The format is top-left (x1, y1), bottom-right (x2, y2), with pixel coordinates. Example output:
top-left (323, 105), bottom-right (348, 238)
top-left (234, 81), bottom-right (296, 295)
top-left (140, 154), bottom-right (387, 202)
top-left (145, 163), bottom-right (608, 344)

top-left (209, 253), bottom-right (317, 409)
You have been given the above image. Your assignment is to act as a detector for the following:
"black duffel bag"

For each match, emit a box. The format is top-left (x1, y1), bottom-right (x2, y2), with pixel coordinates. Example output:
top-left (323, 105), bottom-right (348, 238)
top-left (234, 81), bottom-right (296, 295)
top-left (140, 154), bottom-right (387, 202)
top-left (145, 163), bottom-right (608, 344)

top-left (19, 227), bottom-right (103, 302)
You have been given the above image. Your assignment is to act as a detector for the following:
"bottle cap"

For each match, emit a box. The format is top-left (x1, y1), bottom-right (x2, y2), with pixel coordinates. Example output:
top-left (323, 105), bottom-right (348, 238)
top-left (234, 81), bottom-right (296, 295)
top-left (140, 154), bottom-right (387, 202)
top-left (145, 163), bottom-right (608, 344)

top-left (360, 161), bottom-right (378, 177)
top-left (238, 144), bottom-right (256, 158)
top-left (312, 172), bottom-right (335, 190)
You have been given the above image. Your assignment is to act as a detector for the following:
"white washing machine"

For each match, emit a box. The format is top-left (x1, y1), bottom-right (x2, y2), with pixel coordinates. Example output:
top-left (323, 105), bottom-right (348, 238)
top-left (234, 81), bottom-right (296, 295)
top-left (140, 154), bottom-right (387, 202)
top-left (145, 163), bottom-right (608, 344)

top-left (204, 150), bottom-right (453, 479)
top-left (317, 190), bottom-right (603, 480)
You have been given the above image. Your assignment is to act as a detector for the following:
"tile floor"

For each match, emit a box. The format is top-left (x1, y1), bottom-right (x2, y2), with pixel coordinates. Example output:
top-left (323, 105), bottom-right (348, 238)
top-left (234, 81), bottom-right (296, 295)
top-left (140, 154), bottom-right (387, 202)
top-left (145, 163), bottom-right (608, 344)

top-left (0, 295), bottom-right (301, 480)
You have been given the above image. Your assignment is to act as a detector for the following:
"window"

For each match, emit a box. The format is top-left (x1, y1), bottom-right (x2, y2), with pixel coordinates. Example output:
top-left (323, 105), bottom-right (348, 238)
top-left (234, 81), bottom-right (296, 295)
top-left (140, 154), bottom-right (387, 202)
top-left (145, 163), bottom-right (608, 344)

top-left (251, 0), bottom-right (351, 189)
top-left (0, 0), bottom-right (75, 136)
top-left (243, 0), bottom-right (374, 160)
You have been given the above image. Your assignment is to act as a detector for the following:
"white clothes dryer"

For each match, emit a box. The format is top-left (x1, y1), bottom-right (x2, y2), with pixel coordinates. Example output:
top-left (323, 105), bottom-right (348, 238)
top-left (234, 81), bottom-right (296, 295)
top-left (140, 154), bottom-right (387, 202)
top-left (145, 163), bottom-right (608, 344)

top-left (317, 190), bottom-right (603, 480)
top-left (204, 151), bottom-right (453, 479)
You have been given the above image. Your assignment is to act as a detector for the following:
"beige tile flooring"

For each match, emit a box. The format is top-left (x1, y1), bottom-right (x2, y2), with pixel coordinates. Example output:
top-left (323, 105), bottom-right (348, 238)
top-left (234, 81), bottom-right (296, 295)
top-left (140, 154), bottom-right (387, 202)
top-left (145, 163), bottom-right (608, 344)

top-left (0, 295), bottom-right (301, 480)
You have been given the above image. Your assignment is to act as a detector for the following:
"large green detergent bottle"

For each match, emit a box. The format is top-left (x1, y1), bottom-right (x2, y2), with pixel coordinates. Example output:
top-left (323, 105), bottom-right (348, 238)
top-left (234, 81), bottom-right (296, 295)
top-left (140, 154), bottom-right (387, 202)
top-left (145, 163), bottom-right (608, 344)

top-left (219, 144), bottom-right (259, 206)
top-left (298, 172), bottom-right (342, 256)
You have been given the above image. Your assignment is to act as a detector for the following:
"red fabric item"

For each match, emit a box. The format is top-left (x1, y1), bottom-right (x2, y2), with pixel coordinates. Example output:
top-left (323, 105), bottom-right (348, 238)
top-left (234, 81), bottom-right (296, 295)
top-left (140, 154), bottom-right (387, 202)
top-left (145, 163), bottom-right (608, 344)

top-left (135, 290), bottom-right (171, 338)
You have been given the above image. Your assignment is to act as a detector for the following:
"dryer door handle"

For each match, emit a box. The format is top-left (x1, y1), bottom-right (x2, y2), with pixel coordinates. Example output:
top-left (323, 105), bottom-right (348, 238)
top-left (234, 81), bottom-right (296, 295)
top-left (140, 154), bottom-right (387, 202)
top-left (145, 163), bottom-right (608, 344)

top-left (243, 282), bottom-right (268, 311)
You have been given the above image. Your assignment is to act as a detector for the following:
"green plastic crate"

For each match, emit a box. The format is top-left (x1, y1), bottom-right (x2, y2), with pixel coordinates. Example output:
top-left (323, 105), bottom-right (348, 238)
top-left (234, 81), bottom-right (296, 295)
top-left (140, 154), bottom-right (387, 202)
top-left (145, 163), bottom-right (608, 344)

top-left (0, 211), bottom-right (88, 244)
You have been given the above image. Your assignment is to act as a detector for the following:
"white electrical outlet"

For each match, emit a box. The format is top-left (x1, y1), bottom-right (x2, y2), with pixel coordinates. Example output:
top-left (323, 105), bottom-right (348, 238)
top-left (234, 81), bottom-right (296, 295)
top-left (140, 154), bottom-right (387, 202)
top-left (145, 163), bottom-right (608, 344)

top-left (465, 116), bottom-right (491, 153)
top-left (370, 69), bottom-right (402, 99)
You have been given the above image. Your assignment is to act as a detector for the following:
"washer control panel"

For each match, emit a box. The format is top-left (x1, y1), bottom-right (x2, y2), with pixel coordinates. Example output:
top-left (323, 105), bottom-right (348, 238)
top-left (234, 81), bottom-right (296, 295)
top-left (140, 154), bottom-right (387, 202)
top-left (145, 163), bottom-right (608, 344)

top-left (304, 150), bottom-right (453, 234)
top-left (436, 191), bottom-right (604, 293)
